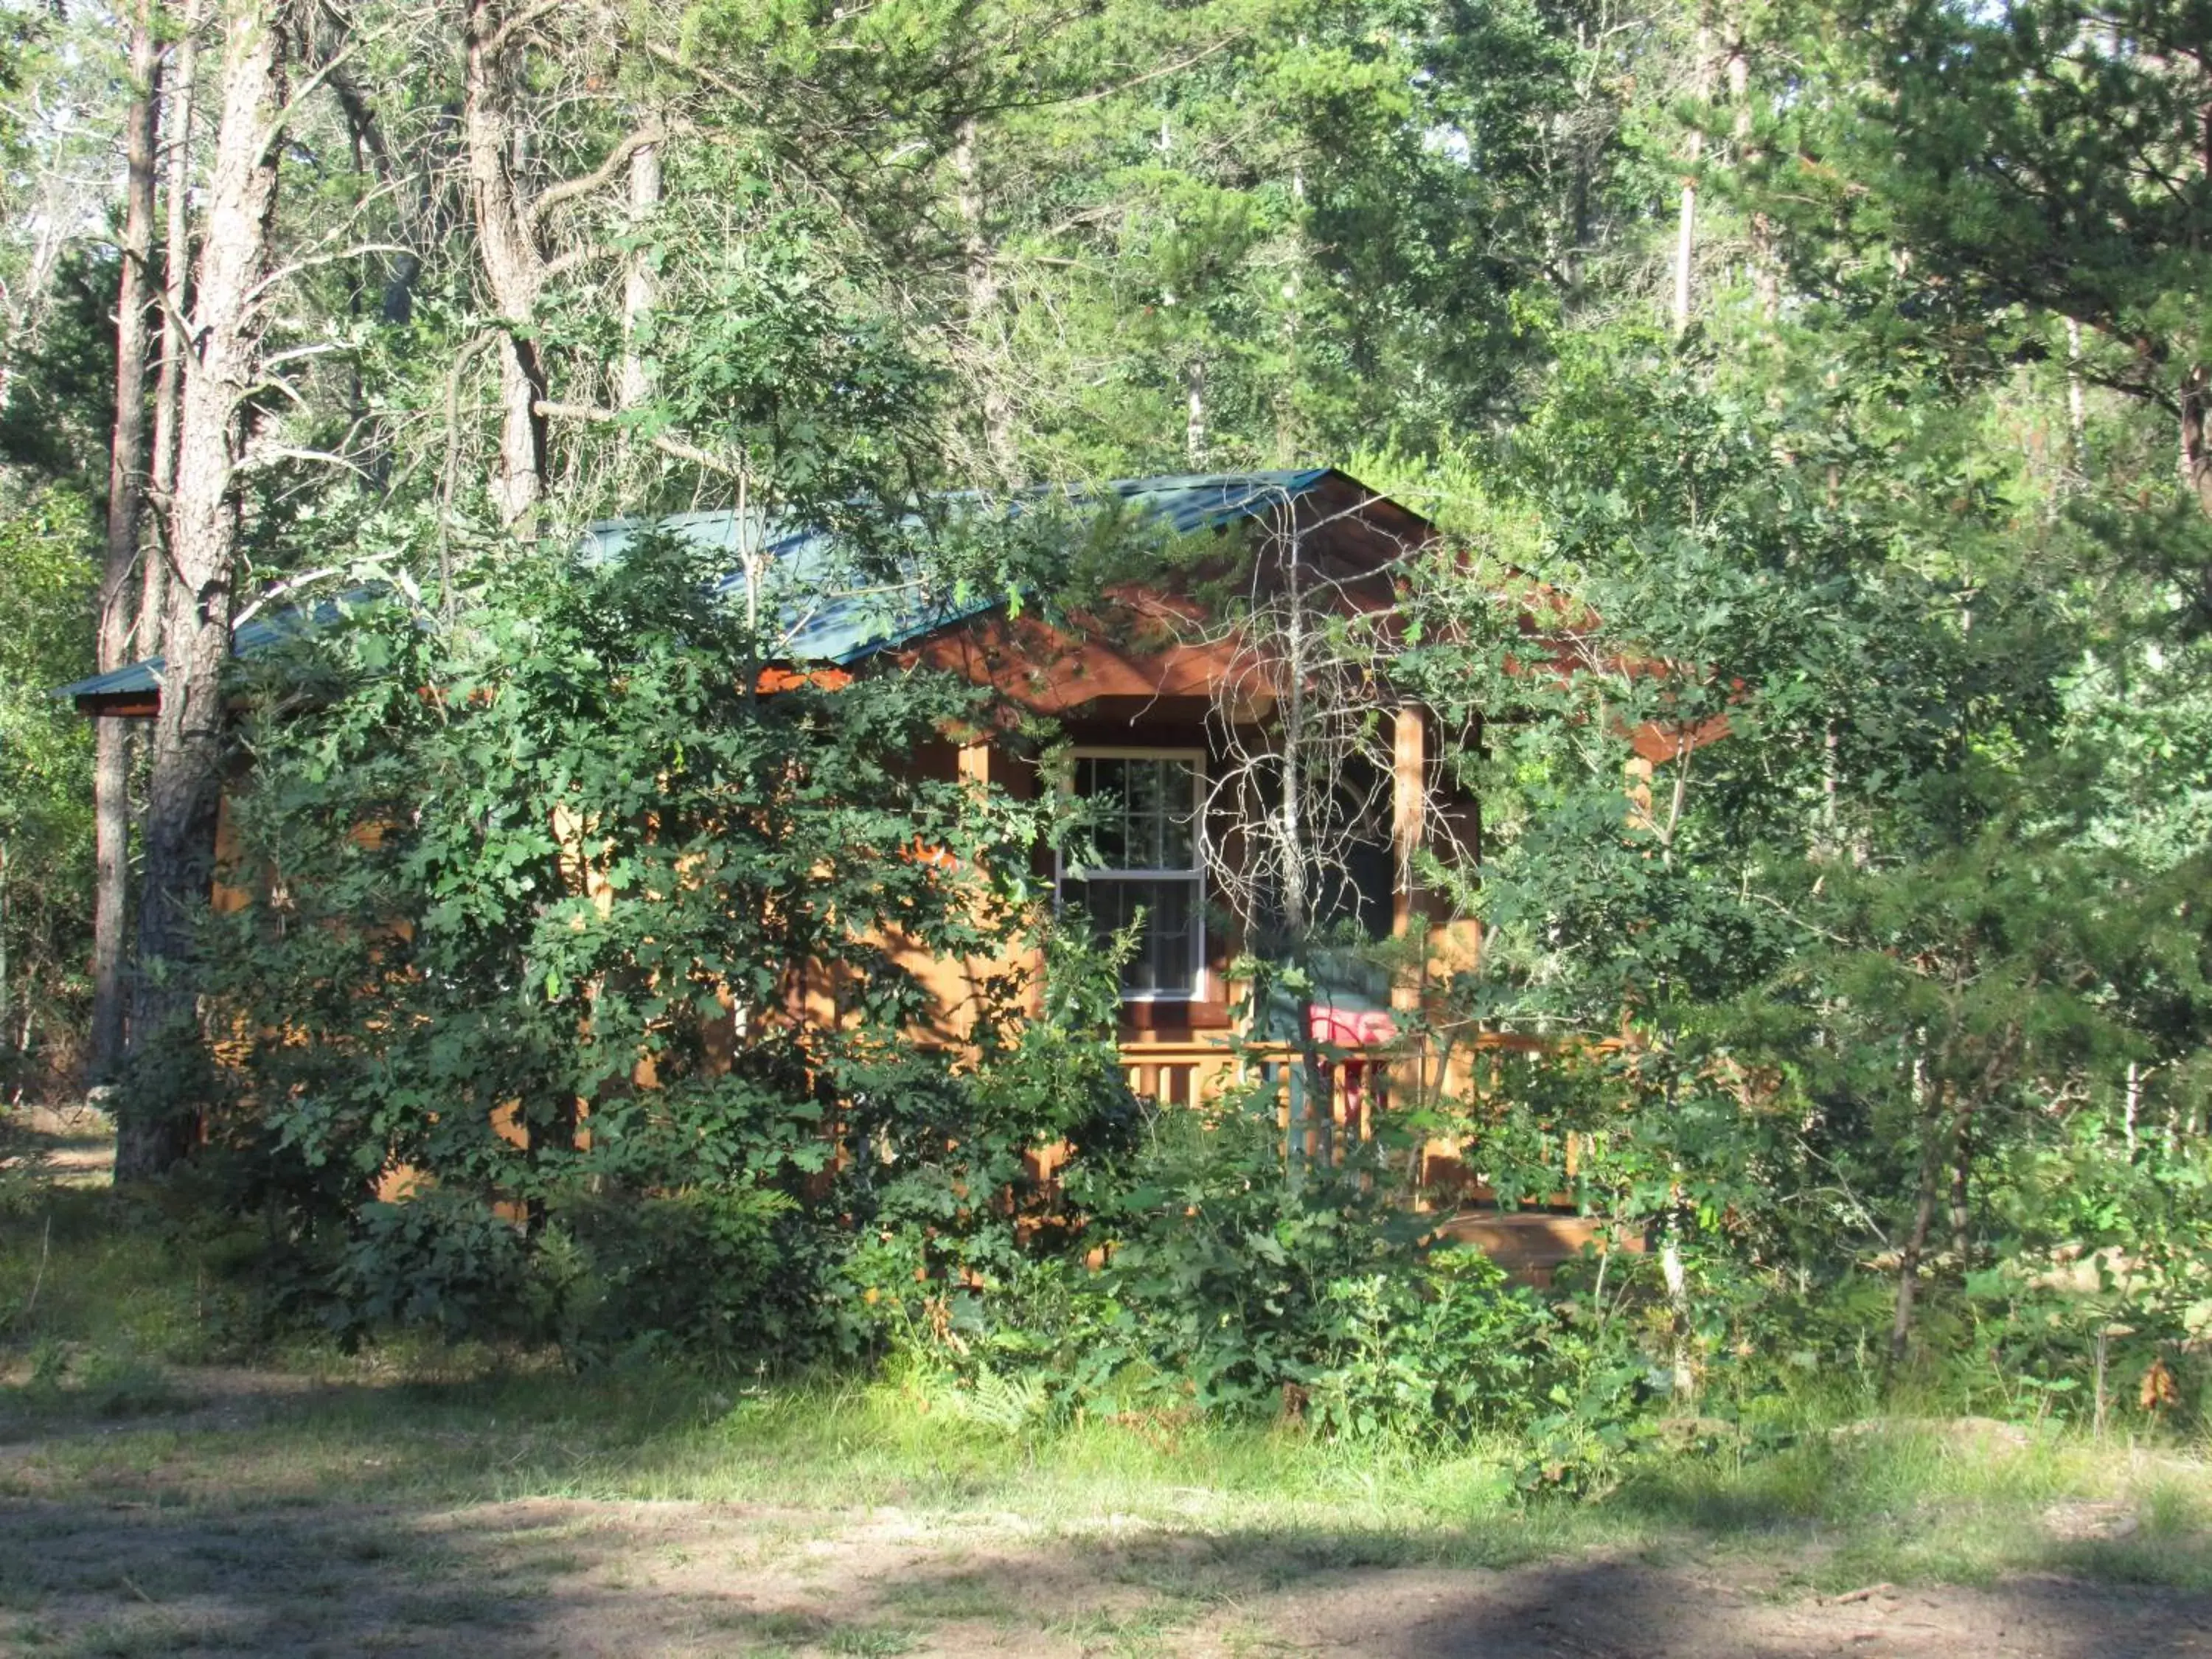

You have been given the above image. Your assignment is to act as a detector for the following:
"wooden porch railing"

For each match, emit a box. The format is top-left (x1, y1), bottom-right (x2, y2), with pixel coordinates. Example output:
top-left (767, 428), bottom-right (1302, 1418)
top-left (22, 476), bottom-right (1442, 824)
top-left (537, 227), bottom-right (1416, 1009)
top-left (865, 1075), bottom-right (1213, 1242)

top-left (1117, 1038), bottom-right (1388, 1166)
top-left (1113, 1033), bottom-right (1635, 1282)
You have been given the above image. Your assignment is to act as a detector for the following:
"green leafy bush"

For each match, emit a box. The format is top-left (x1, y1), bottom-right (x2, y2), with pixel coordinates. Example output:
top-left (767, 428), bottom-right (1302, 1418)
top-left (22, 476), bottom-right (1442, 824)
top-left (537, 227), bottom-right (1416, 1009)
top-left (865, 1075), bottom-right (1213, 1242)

top-left (1035, 1082), bottom-right (1573, 1441)
top-left (1304, 1249), bottom-right (1551, 1442)
top-left (324, 1191), bottom-right (533, 1340)
top-left (204, 533), bottom-right (1106, 1363)
top-left (543, 1186), bottom-right (803, 1360)
top-left (1063, 1089), bottom-right (1405, 1414)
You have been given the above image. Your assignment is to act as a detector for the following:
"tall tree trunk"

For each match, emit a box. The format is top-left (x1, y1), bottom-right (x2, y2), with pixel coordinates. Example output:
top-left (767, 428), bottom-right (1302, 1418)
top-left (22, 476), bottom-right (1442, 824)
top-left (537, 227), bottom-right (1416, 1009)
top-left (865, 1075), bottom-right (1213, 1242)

top-left (144, 0), bottom-right (205, 669)
top-left (1671, 19), bottom-right (1712, 337)
top-left (1184, 355), bottom-right (1206, 470)
top-left (951, 117), bottom-right (1016, 483)
top-left (1888, 1085), bottom-right (1947, 1368)
top-left (2065, 318), bottom-right (2088, 485)
top-left (2178, 364), bottom-right (2212, 518)
top-left (1890, 1032), bottom-right (2009, 1367)
top-left (462, 0), bottom-right (549, 529)
top-left (117, 0), bottom-right (289, 1181)
top-left (1275, 530), bottom-right (1336, 1175)
top-left (1725, 27), bottom-right (1777, 321)
top-left (1660, 1212), bottom-right (1696, 1402)
top-left (616, 134), bottom-right (659, 413)
top-left (1947, 1119), bottom-right (1973, 1270)
top-left (1274, 161), bottom-right (1305, 467)
top-left (91, 8), bottom-right (166, 1082)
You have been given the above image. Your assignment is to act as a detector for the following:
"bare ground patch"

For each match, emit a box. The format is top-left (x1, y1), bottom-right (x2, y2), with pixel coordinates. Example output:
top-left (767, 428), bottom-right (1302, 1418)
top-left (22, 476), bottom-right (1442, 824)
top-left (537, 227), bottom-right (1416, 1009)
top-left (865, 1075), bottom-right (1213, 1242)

top-left (1239, 1561), bottom-right (2212, 1658)
top-left (7, 1103), bottom-right (115, 1187)
top-left (3, 1475), bottom-right (2209, 1657)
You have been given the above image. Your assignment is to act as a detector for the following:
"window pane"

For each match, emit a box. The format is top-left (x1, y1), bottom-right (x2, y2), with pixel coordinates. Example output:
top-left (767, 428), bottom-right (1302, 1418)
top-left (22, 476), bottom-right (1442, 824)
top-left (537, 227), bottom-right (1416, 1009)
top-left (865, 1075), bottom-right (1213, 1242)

top-left (1064, 876), bottom-right (1199, 996)
top-left (1161, 759), bottom-right (1197, 866)
top-left (1074, 755), bottom-right (1199, 872)
top-left (1129, 759), bottom-right (1163, 864)
top-left (1079, 757), bottom-right (1128, 866)
top-left (1136, 876), bottom-right (1194, 992)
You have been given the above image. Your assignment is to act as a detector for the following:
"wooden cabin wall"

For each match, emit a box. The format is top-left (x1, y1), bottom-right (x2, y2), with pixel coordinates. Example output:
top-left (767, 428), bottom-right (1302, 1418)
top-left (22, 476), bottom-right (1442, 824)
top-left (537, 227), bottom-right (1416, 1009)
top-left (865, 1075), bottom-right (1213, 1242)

top-left (867, 731), bottom-right (1049, 1051)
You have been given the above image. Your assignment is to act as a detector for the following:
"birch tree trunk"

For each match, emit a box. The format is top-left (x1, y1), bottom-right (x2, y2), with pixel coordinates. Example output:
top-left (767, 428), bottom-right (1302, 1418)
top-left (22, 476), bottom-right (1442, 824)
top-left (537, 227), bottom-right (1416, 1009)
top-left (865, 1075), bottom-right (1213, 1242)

top-left (1660, 1211), bottom-right (1696, 1401)
top-left (1185, 356), bottom-right (1206, 470)
top-left (91, 7), bottom-right (164, 1081)
top-left (117, 0), bottom-right (289, 1181)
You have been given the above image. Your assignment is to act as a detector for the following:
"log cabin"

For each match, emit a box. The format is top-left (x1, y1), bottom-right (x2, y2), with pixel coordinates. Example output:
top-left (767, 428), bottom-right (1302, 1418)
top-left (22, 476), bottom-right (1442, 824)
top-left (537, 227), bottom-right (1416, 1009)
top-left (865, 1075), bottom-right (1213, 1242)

top-left (63, 467), bottom-right (1669, 1279)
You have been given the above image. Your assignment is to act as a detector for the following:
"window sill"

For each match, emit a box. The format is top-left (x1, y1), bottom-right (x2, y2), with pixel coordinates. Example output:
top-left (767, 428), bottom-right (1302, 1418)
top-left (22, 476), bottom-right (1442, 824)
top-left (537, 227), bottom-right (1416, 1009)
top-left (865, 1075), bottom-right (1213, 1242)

top-left (1119, 1000), bottom-right (1233, 1037)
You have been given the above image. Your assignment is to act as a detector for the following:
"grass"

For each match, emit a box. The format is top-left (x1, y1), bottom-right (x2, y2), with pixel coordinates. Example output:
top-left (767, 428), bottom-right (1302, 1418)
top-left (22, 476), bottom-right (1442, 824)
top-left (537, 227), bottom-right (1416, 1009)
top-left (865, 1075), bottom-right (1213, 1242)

top-left (2, 1181), bottom-right (2207, 1565)
top-left (0, 1173), bottom-right (2208, 1654)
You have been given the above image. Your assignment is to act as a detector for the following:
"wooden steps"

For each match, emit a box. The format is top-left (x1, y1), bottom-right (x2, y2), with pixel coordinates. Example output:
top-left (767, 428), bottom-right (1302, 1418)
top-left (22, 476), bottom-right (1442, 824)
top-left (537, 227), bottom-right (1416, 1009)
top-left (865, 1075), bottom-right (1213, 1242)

top-left (1430, 1211), bottom-right (1638, 1287)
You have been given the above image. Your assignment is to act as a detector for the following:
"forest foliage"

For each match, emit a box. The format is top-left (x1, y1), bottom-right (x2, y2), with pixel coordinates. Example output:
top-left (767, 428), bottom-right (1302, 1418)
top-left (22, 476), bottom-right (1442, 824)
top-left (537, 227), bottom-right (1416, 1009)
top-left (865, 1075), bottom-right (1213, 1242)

top-left (0, 0), bottom-right (2209, 1474)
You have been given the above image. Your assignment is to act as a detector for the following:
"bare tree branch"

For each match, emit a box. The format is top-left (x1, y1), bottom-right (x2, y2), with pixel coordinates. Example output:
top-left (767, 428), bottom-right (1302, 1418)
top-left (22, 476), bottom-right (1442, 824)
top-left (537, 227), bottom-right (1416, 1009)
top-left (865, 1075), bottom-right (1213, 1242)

top-left (528, 121), bottom-right (664, 229)
top-left (481, 0), bottom-right (569, 62)
top-left (535, 398), bottom-right (742, 478)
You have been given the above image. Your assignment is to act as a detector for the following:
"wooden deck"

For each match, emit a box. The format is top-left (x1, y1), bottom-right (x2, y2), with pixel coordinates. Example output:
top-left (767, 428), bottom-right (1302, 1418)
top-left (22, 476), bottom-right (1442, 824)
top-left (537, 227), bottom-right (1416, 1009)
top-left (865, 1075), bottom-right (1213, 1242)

top-left (1115, 1033), bottom-right (1620, 1284)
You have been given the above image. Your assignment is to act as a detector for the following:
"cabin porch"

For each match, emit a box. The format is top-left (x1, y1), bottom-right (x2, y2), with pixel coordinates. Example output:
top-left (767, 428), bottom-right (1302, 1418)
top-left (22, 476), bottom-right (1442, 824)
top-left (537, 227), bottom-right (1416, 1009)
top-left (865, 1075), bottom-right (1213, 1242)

top-left (1112, 1030), bottom-right (1628, 1286)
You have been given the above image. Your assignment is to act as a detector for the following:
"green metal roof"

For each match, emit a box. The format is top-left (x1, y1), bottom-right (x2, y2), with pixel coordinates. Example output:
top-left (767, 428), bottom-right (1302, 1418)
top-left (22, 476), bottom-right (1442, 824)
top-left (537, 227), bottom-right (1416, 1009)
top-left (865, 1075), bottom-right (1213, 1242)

top-left (57, 469), bottom-right (1337, 703)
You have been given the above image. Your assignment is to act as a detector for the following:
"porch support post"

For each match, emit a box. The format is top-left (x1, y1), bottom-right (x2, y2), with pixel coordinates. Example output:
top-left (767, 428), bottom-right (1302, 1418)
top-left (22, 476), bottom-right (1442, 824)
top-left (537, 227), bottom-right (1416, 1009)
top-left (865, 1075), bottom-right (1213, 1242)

top-left (210, 787), bottom-right (252, 917)
top-left (958, 737), bottom-right (991, 794)
top-left (1391, 702), bottom-right (1425, 937)
top-left (1390, 702), bottom-right (1430, 1137)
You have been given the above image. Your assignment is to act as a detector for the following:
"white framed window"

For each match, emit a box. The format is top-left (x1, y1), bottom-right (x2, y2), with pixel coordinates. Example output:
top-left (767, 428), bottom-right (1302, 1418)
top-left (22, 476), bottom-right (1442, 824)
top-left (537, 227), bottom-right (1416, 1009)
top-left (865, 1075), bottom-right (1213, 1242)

top-left (1059, 749), bottom-right (1206, 1001)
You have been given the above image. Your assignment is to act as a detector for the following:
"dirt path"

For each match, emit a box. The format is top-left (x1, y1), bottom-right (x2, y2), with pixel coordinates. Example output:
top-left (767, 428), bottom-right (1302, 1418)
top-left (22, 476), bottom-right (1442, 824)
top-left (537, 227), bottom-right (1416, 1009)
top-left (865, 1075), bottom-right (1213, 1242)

top-left (1265, 1561), bottom-right (2212, 1658)
top-left (8, 1102), bottom-right (113, 1186)
top-left (3, 1486), bottom-right (2208, 1657)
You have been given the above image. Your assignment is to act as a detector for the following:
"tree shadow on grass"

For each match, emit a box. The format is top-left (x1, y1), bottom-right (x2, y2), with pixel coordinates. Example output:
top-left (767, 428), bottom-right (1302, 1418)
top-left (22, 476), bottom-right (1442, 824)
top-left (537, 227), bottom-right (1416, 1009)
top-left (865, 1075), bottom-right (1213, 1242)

top-left (3, 1486), bottom-right (2209, 1658)
top-left (0, 1491), bottom-right (941, 1657)
top-left (1, 1380), bottom-right (2208, 1658)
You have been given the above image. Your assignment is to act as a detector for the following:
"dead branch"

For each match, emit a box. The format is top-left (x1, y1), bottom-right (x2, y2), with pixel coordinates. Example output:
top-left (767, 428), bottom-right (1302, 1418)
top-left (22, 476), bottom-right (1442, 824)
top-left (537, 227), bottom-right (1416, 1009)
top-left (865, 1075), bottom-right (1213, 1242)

top-left (481, 0), bottom-right (571, 62)
top-left (528, 122), bottom-right (665, 229)
top-left (534, 398), bottom-right (742, 478)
